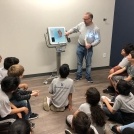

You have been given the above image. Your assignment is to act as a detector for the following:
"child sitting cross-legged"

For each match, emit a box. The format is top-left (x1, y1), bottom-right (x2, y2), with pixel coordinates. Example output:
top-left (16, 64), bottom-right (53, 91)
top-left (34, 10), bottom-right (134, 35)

top-left (102, 79), bottom-right (134, 125)
top-left (0, 76), bottom-right (28, 121)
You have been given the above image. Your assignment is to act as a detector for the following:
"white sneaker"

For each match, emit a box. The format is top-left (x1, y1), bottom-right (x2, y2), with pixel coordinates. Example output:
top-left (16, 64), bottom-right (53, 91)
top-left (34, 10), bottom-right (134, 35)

top-left (43, 96), bottom-right (51, 111)
top-left (65, 129), bottom-right (72, 134)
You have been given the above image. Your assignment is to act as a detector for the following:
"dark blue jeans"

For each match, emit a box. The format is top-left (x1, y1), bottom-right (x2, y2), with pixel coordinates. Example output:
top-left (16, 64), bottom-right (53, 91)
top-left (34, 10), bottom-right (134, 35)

top-left (103, 106), bottom-right (134, 125)
top-left (76, 44), bottom-right (93, 79)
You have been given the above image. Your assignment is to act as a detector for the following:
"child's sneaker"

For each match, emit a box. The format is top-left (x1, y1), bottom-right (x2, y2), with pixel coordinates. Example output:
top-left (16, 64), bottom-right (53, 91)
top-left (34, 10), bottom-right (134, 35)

top-left (29, 113), bottom-right (39, 120)
top-left (65, 129), bottom-right (72, 134)
top-left (43, 96), bottom-right (50, 111)
top-left (30, 122), bottom-right (35, 129)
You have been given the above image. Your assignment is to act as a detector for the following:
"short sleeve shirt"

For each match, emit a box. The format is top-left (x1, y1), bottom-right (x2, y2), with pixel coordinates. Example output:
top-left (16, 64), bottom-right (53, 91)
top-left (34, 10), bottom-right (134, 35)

top-left (113, 93), bottom-right (134, 113)
top-left (49, 77), bottom-right (74, 108)
top-left (0, 88), bottom-right (11, 117)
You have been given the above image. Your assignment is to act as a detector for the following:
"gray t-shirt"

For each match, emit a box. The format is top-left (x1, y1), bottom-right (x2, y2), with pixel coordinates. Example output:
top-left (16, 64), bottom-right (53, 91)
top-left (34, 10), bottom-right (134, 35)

top-left (126, 63), bottom-right (134, 78)
top-left (113, 93), bottom-right (134, 113)
top-left (118, 57), bottom-right (129, 68)
top-left (49, 77), bottom-right (74, 108)
top-left (68, 22), bottom-right (100, 47)
top-left (0, 88), bottom-right (11, 118)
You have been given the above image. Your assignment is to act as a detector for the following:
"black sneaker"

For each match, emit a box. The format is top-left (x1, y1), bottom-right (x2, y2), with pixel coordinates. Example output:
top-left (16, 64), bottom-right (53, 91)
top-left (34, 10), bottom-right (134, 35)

top-left (103, 86), bottom-right (115, 94)
top-left (30, 122), bottom-right (35, 129)
top-left (29, 113), bottom-right (39, 120)
top-left (74, 76), bottom-right (82, 81)
top-left (65, 129), bottom-right (72, 134)
top-left (103, 88), bottom-right (110, 93)
top-left (111, 125), bottom-right (120, 134)
top-left (87, 77), bottom-right (93, 83)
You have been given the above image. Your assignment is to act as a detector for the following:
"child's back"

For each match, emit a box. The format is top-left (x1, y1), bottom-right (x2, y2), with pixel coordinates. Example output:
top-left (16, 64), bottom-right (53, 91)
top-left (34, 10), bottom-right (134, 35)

top-left (49, 77), bottom-right (74, 108)
top-left (44, 64), bottom-right (74, 112)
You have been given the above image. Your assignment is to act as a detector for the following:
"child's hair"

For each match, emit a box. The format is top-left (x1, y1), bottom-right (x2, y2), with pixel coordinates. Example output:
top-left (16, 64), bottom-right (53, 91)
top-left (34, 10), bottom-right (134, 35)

top-left (72, 111), bottom-right (95, 134)
top-left (4, 57), bottom-right (19, 70)
top-left (8, 64), bottom-right (24, 77)
top-left (8, 119), bottom-right (31, 134)
top-left (123, 43), bottom-right (134, 55)
top-left (116, 79), bottom-right (131, 95)
top-left (59, 64), bottom-right (70, 78)
top-left (85, 87), bottom-right (106, 127)
top-left (1, 76), bottom-right (20, 93)
top-left (130, 50), bottom-right (134, 58)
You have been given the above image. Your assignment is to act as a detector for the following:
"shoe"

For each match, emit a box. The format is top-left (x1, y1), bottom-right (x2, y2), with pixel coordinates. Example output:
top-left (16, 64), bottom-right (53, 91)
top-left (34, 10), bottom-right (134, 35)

top-left (43, 96), bottom-right (50, 111)
top-left (29, 113), bottom-right (39, 120)
top-left (65, 129), bottom-right (72, 134)
top-left (103, 88), bottom-right (110, 93)
top-left (74, 76), bottom-right (82, 81)
top-left (111, 125), bottom-right (120, 134)
top-left (103, 86), bottom-right (115, 94)
top-left (86, 77), bottom-right (93, 83)
top-left (30, 122), bottom-right (35, 129)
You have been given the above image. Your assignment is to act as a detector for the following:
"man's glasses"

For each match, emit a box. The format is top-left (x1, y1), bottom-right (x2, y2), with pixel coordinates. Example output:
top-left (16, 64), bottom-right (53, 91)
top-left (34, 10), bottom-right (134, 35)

top-left (83, 18), bottom-right (90, 21)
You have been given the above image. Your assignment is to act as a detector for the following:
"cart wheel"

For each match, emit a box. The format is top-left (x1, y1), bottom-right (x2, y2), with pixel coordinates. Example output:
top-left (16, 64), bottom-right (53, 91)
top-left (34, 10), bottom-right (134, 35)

top-left (43, 81), bottom-right (48, 85)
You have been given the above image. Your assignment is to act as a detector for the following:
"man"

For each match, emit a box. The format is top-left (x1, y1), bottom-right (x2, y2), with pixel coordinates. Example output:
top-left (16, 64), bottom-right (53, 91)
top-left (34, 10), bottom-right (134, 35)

top-left (65, 12), bottom-right (100, 82)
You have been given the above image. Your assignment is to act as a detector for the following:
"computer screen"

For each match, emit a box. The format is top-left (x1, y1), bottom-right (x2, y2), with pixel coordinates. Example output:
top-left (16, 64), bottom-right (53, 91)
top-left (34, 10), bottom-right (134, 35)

top-left (47, 27), bottom-right (67, 45)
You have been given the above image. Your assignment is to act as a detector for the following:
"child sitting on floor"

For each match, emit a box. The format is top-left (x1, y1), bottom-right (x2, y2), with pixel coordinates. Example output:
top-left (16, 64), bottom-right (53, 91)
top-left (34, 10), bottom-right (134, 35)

top-left (66, 87), bottom-right (106, 134)
top-left (103, 43), bottom-right (134, 94)
top-left (43, 64), bottom-right (74, 112)
top-left (0, 76), bottom-right (28, 121)
top-left (8, 64), bottom-right (39, 120)
top-left (102, 79), bottom-right (134, 125)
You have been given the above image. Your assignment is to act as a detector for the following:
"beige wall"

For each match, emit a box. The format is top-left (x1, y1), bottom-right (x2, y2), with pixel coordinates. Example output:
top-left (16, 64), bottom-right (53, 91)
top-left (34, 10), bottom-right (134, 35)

top-left (0, 0), bottom-right (115, 75)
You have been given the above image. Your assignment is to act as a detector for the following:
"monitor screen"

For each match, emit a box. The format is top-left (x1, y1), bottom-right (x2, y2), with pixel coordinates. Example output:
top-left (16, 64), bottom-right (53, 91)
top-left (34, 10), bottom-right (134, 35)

top-left (47, 27), bottom-right (67, 45)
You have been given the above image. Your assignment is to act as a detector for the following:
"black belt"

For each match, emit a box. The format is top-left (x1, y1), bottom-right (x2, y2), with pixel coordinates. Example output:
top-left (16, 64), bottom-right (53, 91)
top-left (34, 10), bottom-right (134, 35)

top-left (79, 44), bottom-right (85, 47)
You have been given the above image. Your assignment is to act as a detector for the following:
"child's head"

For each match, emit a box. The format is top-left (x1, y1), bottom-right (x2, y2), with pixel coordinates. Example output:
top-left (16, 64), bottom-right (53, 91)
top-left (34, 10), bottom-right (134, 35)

top-left (59, 64), bottom-right (70, 78)
top-left (8, 119), bottom-right (32, 134)
top-left (1, 76), bottom-right (20, 93)
top-left (72, 111), bottom-right (94, 134)
top-left (8, 64), bottom-right (24, 78)
top-left (121, 43), bottom-right (134, 56)
top-left (127, 50), bottom-right (134, 62)
top-left (4, 57), bottom-right (19, 70)
top-left (85, 87), bottom-right (100, 106)
top-left (116, 79), bottom-right (131, 96)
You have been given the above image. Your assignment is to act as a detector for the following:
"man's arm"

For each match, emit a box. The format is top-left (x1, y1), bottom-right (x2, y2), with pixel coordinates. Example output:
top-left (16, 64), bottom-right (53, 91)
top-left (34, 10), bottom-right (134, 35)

top-left (65, 23), bottom-right (82, 36)
top-left (91, 28), bottom-right (101, 47)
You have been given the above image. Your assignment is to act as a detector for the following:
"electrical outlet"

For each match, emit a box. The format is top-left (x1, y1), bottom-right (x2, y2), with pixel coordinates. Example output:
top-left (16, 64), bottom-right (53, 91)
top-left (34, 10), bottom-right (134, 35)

top-left (103, 53), bottom-right (106, 58)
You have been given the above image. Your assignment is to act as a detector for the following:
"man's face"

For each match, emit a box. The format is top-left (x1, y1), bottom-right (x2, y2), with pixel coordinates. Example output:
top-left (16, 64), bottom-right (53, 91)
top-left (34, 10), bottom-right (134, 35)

top-left (83, 14), bottom-right (92, 26)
